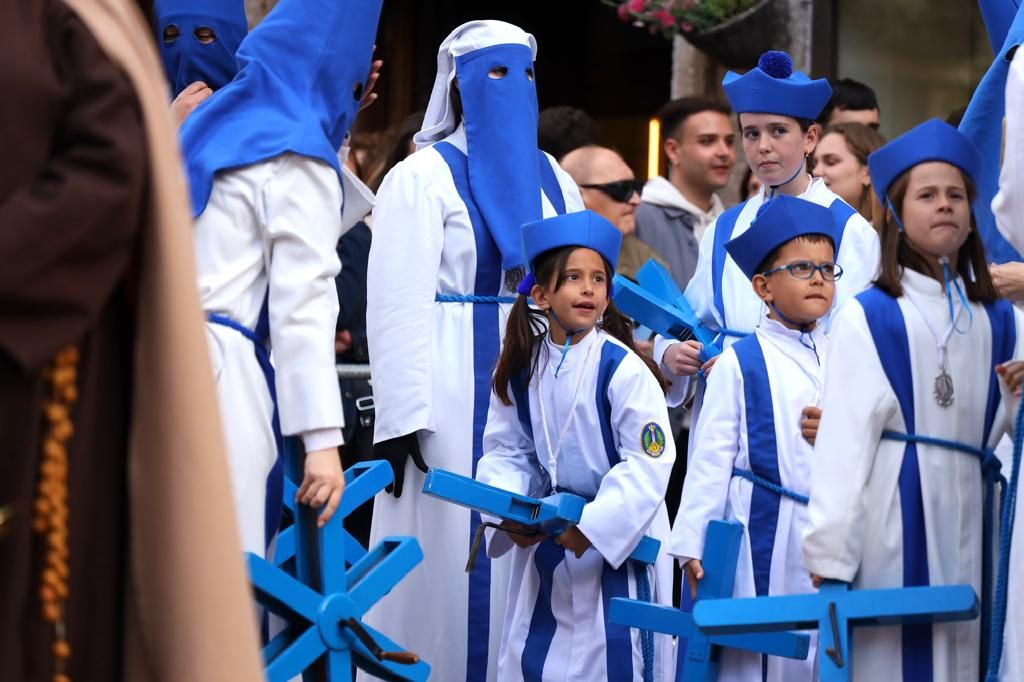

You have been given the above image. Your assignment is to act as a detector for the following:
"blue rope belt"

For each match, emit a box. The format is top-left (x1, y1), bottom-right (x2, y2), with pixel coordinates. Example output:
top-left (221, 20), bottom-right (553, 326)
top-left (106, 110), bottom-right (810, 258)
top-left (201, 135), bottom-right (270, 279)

top-left (880, 428), bottom-right (1019, 682)
top-left (635, 562), bottom-right (655, 682)
top-left (716, 327), bottom-right (750, 339)
top-left (732, 467), bottom-right (810, 505)
top-left (435, 293), bottom-right (517, 304)
top-left (986, 400), bottom-right (1024, 682)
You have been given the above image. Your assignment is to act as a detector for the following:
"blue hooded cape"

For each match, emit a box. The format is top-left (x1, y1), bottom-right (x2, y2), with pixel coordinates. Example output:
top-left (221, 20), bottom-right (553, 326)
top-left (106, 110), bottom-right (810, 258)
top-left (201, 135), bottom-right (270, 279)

top-left (154, 0), bottom-right (247, 96)
top-left (178, 0), bottom-right (382, 217)
top-left (958, 1), bottom-right (1024, 263)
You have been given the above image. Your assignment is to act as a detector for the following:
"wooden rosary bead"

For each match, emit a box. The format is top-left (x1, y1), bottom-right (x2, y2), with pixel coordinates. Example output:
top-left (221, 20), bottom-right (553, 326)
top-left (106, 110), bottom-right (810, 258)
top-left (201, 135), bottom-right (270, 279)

top-left (53, 674), bottom-right (71, 682)
top-left (53, 641), bottom-right (71, 659)
top-left (42, 603), bottom-right (60, 623)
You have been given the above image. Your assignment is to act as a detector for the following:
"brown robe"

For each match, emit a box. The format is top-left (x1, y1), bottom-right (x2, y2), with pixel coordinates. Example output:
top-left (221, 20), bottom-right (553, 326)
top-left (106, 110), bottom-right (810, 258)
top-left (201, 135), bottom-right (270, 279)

top-left (0, 0), bottom-right (263, 680)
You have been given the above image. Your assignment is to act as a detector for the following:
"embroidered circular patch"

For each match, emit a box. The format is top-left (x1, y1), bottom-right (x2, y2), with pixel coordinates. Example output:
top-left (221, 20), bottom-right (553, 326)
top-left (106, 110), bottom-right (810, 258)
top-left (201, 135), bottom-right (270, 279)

top-left (641, 422), bottom-right (666, 458)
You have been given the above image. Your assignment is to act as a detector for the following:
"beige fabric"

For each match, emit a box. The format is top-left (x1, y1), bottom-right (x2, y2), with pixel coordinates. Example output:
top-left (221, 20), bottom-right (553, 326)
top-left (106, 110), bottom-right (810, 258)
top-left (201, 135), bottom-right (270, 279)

top-left (57, 0), bottom-right (264, 679)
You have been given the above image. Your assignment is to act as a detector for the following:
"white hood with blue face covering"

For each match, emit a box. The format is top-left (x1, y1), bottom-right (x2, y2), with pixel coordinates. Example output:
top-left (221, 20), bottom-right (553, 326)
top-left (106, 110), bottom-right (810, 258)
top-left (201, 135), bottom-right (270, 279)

top-left (416, 20), bottom-right (547, 271)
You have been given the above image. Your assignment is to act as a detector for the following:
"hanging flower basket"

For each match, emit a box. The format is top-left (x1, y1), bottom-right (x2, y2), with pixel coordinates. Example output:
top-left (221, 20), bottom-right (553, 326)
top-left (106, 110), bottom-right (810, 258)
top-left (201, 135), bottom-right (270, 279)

top-left (609, 0), bottom-right (778, 70)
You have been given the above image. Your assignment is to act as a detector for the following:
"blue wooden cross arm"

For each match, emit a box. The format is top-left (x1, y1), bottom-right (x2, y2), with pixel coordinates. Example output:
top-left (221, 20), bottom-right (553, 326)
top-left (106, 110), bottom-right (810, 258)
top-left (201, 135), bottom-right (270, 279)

top-left (273, 461), bottom-right (389, 568)
top-left (422, 468), bottom-right (660, 565)
top-left (693, 579), bottom-right (979, 682)
top-left (608, 520), bottom-right (809, 682)
top-left (613, 261), bottom-right (723, 363)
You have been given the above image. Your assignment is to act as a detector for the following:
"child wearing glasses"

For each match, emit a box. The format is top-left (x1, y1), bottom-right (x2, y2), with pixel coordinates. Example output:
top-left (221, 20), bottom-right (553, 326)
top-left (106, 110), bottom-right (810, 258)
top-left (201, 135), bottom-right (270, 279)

top-left (803, 120), bottom-right (1024, 680)
top-left (654, 50), bottom-right (879, 426)
top-left (670, 195), bottom-right (840, 682)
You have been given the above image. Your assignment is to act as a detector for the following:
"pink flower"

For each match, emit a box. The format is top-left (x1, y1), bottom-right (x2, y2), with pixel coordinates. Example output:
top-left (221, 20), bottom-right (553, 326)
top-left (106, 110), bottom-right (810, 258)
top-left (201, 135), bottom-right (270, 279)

top-left (617, 3), bottom-right (632, 20)
top-left (680, 21), bottom-right (694, 32)
top-left (627, 0), bottom-right (647, 13)
top-left (654, 8), bottom-right (675, 27)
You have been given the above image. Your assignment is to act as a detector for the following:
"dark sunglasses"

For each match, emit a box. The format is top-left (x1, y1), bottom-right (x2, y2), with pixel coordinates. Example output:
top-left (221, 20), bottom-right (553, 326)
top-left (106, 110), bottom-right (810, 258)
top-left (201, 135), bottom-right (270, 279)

top-left (580, 179), bottom-right (645, 203)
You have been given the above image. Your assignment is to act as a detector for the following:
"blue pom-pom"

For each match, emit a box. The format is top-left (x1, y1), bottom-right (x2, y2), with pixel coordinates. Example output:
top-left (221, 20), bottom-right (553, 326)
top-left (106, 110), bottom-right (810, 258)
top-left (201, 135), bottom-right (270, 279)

top-left (758, 51), bottom-right (793, 79)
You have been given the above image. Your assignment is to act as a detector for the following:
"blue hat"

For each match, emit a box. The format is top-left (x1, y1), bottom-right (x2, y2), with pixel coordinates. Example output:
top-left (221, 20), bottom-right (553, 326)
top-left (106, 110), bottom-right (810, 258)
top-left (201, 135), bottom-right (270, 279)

top-left (723, 51), bottom-right (832, 120)
top-left (725, 196), bottom-right (837, 280)
top-left (868, 118), bottom-right (984, 205)
top-left (516, 211), bottom-right (622, 293)
top-left (179, 0), bottom-right (382, 217)
top-left (155, 0), bottom-right (248, 96)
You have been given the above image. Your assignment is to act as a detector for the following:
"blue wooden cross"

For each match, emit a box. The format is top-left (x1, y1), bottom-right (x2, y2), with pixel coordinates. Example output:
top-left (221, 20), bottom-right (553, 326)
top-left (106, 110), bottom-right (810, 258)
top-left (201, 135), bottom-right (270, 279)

top-left (248, 459), bottom-right (430, 682)
top-left (613, 260), bottom-right (723, 363)
top-left (693, 579), bottom-right (980, 682)
top-left (608, 520), bottom-right (810, 682)
top-left (421, 468), bottom-right (660, 565)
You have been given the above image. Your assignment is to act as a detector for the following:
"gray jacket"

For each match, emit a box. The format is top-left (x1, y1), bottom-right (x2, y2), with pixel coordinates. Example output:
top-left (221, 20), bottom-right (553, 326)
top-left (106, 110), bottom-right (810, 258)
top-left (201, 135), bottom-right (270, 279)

top-left (634, 201), bottom-right (701, 291)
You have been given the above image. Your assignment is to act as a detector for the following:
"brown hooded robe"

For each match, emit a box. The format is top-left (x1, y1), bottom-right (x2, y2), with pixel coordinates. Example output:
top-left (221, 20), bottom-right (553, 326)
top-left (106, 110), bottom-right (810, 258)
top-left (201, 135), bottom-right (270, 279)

top-left (0, 0), bottom-right (263, 679)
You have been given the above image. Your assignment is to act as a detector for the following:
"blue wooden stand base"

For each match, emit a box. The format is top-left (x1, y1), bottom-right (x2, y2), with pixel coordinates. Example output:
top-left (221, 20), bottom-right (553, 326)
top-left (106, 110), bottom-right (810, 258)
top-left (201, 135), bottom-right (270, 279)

top-left (247, 459), bottom-right (430, 682)
top-left (694, 579), bottom-right (980, 682)
top-left (608, 520), bottom-right (809, 682)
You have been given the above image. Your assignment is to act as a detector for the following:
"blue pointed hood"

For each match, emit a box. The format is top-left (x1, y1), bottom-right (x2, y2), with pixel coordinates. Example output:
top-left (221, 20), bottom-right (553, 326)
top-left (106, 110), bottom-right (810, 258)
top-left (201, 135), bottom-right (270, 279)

top-left (958, 2), bottom-right (1024, 263)
top-left (179, 0), bottom-right (383, 217)
top-left (154, 0), bottom-right (247, 96)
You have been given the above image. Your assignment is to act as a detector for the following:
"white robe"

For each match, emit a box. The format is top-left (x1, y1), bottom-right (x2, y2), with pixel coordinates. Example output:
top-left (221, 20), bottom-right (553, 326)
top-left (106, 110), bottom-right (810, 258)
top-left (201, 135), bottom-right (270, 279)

top-left (669, 317), bottom-right (823, 681)
top-left (653, 177), bottom-right (880, 415)
top-left (193, 153), bottom-right (346, 555)
top-left (992, 46), bottom-right (1024, 682)
top-left (477, 329), bottom-right (676, 682)
top-left (363, 125), bottom-right (584, 682)
top-left (803, 269), bottom-right (1024, 681)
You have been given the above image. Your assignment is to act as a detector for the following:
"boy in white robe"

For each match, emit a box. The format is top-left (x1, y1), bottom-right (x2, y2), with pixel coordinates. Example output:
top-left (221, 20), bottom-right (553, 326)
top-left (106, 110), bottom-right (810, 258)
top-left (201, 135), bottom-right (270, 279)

top-left (478, 210), bottom-right (675, 682)
top-left (670, 195), bottom-right (841, 681)
top-left (178, 0), bottom-right (382, 555)
top-left (363, 21), bottom-right (584, 682)
top-left (803, 119), bottom-right (1024, 681)
top-left (652, 50), bottom-right (879, 446)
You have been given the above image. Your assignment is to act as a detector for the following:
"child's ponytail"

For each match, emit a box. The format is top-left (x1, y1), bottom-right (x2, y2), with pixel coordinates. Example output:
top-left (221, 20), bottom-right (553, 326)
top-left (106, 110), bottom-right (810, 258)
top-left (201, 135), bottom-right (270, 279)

top-left (493, 296), bottom-right (547, 406)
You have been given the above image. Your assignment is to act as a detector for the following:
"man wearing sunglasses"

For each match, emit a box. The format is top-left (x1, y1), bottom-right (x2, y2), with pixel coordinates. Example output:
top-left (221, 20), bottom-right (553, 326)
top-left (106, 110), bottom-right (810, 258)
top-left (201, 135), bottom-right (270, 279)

top-left (561, 145), bottom-right (667, 279)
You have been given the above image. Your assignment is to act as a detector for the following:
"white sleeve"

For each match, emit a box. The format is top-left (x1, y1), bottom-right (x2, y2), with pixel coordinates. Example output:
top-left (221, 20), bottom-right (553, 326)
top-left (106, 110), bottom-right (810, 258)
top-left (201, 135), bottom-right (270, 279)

top-left (802, 301), bottom-right (898, 582)
top-left (365, 159), bottom-right (446, 442)
top-left (477, 387), bottom-right (546, 559)
top-left (340, 163), bottom-right (375, 234)
top-left (834, 213), bottom-right (881, 308)
top-left (261, 154), bottom-right (345, 441)
top-left (994, 50), bottom-right (1024, 255)
top-left (667, 349), bottom-right (743, 562)
top-left (578, 354), bottom-right (676, 568)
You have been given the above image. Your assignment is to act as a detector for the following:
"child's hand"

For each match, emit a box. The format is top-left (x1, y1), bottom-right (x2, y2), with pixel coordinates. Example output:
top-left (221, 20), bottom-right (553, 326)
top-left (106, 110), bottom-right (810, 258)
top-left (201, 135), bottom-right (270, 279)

top-left (801, 406), bottom-right (822, 445)
top-left (683, 558), bottom-right (704, 600)
top-left (297, 448), bottom-right (345, 527)
top-left (997, 361), bottom-right (1024, 396)
top-left (502, 521), bottom-right (545, 548)
top-left (810, 573), bottom-right (824, 588)
top-left (664, 341), bottom-right (705, 377)
top-left (554, 525), bottom-right (592, 558)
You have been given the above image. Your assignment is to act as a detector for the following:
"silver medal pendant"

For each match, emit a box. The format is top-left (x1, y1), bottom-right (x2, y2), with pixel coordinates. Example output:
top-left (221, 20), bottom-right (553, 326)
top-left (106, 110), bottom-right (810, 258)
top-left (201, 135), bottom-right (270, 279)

top-left (934, 369), bottom-right (955, 407)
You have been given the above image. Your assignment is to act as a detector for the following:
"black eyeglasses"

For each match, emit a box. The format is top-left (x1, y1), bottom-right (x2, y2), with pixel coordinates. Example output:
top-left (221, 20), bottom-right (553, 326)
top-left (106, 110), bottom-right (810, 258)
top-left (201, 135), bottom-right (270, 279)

top-left (762, 260), bottom-right (844, 281)
top-left (580, 179), bottom-right (645, 203)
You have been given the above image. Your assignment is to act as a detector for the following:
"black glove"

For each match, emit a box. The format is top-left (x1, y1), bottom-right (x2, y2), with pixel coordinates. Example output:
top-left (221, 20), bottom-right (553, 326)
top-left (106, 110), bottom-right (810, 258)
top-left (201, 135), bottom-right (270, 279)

top-left (372, 433), bottom-right (427, 498)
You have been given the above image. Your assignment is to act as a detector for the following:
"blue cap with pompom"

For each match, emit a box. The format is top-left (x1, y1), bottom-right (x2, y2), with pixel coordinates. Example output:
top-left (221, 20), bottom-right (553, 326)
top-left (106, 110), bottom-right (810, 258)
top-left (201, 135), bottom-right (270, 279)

top-left (723, 50), bottom-right (832, 120)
